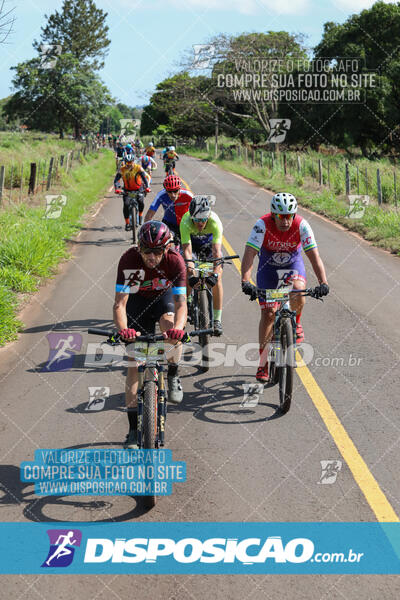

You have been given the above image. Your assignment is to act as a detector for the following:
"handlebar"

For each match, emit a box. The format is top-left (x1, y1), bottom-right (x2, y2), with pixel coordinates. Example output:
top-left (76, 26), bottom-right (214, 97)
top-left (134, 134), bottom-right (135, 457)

top-left (88, 327), bottom-right (215, 344)
top-left (184, 254), bottom-right (239, 264)
top-left (255, 286), bottom-right (326, 301)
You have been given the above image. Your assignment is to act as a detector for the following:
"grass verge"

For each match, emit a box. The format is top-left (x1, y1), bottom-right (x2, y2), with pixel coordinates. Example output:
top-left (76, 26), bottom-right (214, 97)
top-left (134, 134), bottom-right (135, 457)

top-left (0, 149), bottom-right (115, 346)
top-left (181, 147), bottom-right (400, 257)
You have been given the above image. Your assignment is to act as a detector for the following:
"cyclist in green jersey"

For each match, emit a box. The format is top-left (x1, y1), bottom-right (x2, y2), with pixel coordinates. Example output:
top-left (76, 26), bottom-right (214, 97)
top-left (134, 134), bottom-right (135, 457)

top-left (180, 196), bottom-right (224, 336)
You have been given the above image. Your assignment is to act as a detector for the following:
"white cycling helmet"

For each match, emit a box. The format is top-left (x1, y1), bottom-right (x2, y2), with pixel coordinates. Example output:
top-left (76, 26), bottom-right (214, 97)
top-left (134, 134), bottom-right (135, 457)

top-left (169, 145), bottom-right (175, 151)
top-left (189, 195), bottom-right (211, 220)
top-left (271, 192), bottom-right (297, 215)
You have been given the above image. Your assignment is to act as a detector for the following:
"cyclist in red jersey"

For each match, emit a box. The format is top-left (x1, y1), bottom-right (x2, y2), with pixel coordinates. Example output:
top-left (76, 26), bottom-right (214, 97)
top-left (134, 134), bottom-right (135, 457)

top-left (114, 221), bottom-right (187, 448)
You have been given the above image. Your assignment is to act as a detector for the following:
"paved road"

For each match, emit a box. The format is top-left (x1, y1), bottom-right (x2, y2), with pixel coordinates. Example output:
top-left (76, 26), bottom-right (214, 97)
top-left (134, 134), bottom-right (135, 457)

top-left (0, 154), bottom-right (399, 597)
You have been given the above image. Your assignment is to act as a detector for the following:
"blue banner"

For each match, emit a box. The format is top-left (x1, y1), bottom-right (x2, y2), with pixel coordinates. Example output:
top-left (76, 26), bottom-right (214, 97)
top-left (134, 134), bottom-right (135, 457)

top-left (0, 523), bottom-right (399, 574)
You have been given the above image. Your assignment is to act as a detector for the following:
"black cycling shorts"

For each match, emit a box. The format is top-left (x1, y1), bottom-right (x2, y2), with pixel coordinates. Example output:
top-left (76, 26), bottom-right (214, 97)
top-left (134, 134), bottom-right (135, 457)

top-left (126, 290), bottom-right (174, 335)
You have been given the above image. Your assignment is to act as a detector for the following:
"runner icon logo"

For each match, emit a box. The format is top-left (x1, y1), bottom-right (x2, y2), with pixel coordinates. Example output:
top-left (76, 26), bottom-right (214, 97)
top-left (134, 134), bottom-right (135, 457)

top-left (267, 119), bottom-right (291, 143)
top-left (42, 333), bottom-right (82, 372)
top-left (318, 460), bottom-right (342, 484)
top-left (42, 529), bottom-right (82, 568)
top-left (86, 387), bottom-right (110, 411)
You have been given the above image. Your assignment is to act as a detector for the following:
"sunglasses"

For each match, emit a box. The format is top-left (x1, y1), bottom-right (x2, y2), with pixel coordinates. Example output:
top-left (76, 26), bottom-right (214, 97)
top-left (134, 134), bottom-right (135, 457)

top-left (193, 217), bottom-right (208, 223)
top-left (166, 188), bottom-right (180, 194)
top-left (140, 247), bottom-right (164, 256)
top-left (275, 213), bottom-right (294, 220)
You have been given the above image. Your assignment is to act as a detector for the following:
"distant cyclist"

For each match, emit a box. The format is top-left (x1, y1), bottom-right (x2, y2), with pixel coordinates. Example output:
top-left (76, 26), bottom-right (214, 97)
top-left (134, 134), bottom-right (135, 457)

top-left (140, 154), bottom-right (157, 175)
top-left (164, 146), bottom-right (179, 174)
top-left (114, 221), bottom-right (188, 448)
top-left (115, 141), bottom-right (125, 169)
top-left (114, 153), bottom-right (150, 231)
top-left (144, 175), bottom-right (193, 242)
top-left (145, 144), bottom-right (156, 158)
top-left (180, 195), bottom-right (224, 336)
top-left (241, 192), bottom-right (329, 382)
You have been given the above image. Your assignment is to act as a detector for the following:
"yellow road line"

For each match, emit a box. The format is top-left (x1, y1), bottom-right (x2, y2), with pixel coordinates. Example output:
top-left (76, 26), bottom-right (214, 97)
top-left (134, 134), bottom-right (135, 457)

top-left (181, 172), bottom-right (399, 521)
top-left (226, 240), bottom-right (399, 523)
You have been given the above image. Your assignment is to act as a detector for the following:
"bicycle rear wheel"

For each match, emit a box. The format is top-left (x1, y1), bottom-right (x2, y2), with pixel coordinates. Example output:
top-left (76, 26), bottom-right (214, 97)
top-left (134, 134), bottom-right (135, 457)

top-left (142, 380), bottom-right (157, 508)
top-left (198, 289), bottom-right (210, 372)
top-left (278, 318), bottom-right (294, 414)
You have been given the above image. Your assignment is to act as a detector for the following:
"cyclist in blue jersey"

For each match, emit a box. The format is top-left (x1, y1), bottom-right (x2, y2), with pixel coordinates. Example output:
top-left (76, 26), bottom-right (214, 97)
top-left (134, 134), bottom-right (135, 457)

top-left (144, 175), bottom-right (193, 239)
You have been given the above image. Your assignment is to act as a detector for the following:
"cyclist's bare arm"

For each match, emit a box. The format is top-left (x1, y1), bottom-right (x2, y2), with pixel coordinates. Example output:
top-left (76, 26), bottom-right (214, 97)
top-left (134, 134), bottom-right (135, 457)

top-left (113, 292), bottom-right (129, 330)
top-left (241, 245), bottom-right (258, 281)
top-left (182, 242), bottom-right (195, 273)
top-left (304, 248), bottom-right (328, 285)
top-left (173, 293), bottom-right (187, 329)
top-left (212, 242), bottom-right (223, 274)
top-left (144, 208), bottom-right (156, 222)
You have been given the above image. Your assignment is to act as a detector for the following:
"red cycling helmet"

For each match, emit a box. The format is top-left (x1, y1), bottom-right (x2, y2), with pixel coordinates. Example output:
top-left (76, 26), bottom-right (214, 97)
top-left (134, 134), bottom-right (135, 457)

top-left (163, 174), bottom-right (182, 192)
top-left (138, 221), bottom-right (171, 249)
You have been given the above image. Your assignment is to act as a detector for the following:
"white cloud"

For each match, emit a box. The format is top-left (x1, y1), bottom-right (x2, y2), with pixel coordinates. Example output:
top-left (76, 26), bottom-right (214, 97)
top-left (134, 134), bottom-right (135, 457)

top-left (332, 0), bottom-right (397, 12)
top-left (168, 0), bottom-right (310, 15)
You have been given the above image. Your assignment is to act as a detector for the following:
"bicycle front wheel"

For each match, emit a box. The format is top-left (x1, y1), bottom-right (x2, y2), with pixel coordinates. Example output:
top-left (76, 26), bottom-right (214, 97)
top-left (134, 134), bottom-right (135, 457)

top-left (142, 380), bottom-right (157, 508)
top-left (131, 204), bottom-right (137, 245)
top-left (198, 289), bottom-right (210, 372)
top-left (278, 318), bottom-right (294, 414)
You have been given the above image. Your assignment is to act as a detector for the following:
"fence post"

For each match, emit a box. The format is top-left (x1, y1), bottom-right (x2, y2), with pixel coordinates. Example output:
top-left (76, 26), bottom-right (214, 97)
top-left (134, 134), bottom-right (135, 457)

top-left (327, 161), bottom-right (330, 187)
top-left (283, 153), bottom-right (287, 175)
top-left (318, 159), bottom-right (323, 185)
top-left (356, 166), bottom-right (359, 194)
top-left (365, 167), bottom-right (368, 195)
top-left (19, 164), bottom-right (23, 201)
top-left (28, 163), bottom-right (37, 195)
top-left (261, 150), bottom-right (263, 168)
top-left (377, 169), bottom-right (382, 205)
top-left (0, 165), bottom-right (4, 206)
top-left (271, 152), bottom-right (274, 171)
top-left (9, 165), bottom-right (14, 201)
top-left (345, 162), bottom-right (350, 195)
top-left (297, 155), bottom-right (301, 175)
top-left (245, 147), bottom-right (248, 163)
top-left (60, 155), bottom-right (64, 167)
top-left (46, 157), bottom-right (54, 191)
top-left (394, 171), bottom-right (397, 207)
top-left (252, 148), bottom-right (255, 167)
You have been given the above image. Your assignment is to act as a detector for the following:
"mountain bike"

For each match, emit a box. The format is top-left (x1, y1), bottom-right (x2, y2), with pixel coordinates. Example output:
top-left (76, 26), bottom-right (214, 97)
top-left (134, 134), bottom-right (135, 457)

top-left (125, 190), bottom-right (143, 245)
top-left (185, 253), bottom-right (239, 372)
top-left (88, 327), bottom-right (214, 508)
top-left (256, 286), bottom-right (324, 414)
top-left (165, 160), bottom-right (175, 176)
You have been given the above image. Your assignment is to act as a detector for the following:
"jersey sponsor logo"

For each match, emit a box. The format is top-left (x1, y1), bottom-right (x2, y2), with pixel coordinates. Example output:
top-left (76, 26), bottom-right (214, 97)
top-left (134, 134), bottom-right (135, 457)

top-left (271, 251), bottom-right (292, 265)
top-left (267, 239), bottom-right (298, 251)
top-left (253, 225), bottom-right (264, 234)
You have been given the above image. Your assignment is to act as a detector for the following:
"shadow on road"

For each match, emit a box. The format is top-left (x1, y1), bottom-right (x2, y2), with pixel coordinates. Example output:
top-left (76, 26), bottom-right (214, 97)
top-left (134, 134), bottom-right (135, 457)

top-left (168, 373), bottom-right (283, 423)
top-left (23, 319), bottom-right (114, 335)
top-left (0, 444), bottom-right (154, 523)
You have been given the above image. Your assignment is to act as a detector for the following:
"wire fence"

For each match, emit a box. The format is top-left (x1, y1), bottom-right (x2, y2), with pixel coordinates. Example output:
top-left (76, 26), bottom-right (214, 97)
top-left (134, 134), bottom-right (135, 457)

top-left (0, 139), bottom-right (100, 208)
top-left (188, 141), bottom-right (400, 208)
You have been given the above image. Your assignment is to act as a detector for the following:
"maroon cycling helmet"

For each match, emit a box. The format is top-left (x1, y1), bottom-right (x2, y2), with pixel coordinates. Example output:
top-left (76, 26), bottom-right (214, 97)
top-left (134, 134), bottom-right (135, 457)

top-left (163, 174), bottom-right (181, 192)
top-left (138, 221), bottom-right (171, 249)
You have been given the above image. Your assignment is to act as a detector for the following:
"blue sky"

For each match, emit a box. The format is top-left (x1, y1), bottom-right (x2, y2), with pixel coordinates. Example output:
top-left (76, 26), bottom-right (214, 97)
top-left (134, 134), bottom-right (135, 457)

top-left (0, 0), bottom-right (395, 106)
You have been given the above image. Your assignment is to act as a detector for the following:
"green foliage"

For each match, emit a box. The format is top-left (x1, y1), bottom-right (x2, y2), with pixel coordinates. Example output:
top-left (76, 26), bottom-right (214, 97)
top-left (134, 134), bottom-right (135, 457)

top-left (5, 54), bottom-right (112, 138)
top-left (33, 0), bottom-right (110, 70)
top-left (0, 151), bottom-right (115, 346)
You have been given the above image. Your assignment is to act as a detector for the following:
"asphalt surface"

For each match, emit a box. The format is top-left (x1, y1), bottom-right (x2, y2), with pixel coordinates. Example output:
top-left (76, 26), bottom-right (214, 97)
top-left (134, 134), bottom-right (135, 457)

top-left (0, 154), bottom-right (399, 597)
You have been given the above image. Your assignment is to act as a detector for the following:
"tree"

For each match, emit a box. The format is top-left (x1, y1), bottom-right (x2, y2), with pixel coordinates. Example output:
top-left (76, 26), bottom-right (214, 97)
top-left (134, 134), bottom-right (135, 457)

top-left (5, 54), bottom-right (111, 138)
top-left (313, 1), bottom-right (400, 155)
top-left (33, 0), bottom-right (110, 70)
